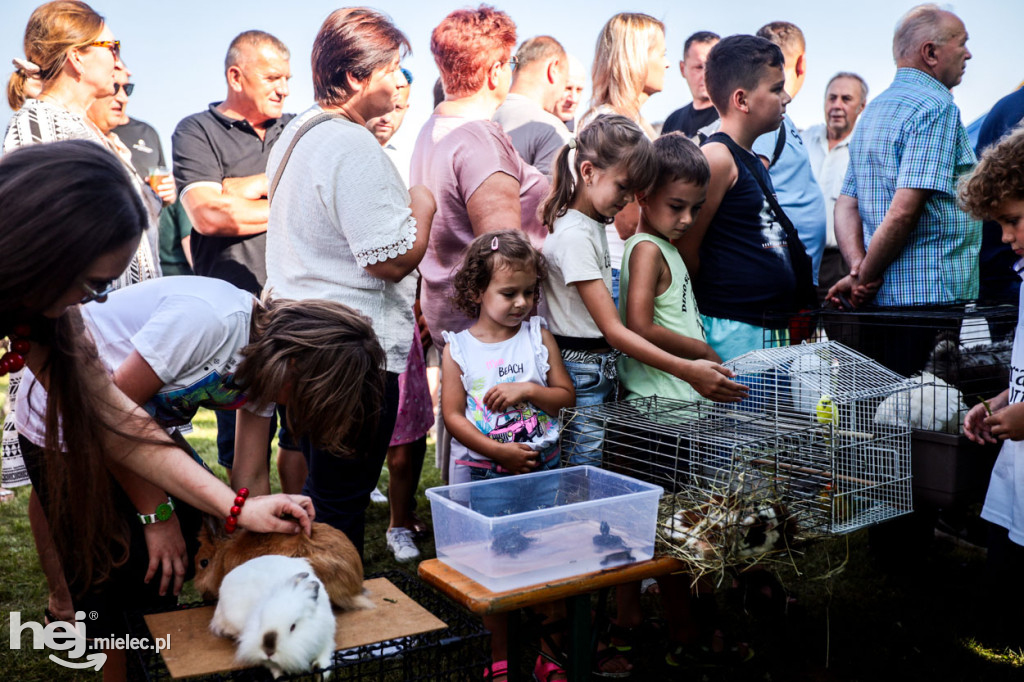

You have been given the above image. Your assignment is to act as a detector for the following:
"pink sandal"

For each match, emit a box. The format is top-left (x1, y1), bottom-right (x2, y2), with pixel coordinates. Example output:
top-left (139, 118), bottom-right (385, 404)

top-left (484, 659), bottom-right (508, 681)
top-left (533, 656), bottom-right (567, 682)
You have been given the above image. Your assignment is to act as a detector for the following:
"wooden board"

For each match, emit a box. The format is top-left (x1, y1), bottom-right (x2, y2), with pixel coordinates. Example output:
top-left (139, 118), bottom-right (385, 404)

top-left (418, 556), bottom-right (686, 616)
top-left (143, 577), bottom-right (447, 679)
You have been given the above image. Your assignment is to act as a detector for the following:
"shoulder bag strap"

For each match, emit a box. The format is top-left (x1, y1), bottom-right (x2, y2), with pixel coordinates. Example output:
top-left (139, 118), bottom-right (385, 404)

top-left (769, 120), bottom-right (787, 168)
top-left (715, 133), bottom-right (817, 309)
top-left (268, 112), bottom-right (342, 204)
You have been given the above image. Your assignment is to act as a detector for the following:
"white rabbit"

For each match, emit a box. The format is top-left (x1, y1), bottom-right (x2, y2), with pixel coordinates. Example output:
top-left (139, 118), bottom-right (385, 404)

top-left (210, 555), bottom-right (336, 678)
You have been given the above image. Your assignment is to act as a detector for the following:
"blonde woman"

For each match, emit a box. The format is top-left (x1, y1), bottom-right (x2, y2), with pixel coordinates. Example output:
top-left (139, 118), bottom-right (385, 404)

top-left (579, 12), bottom-right (669, 307)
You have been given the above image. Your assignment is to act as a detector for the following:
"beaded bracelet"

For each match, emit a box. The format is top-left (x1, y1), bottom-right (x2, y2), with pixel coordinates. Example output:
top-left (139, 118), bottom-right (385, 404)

top-left (224, 487), bottom-right (249, 534)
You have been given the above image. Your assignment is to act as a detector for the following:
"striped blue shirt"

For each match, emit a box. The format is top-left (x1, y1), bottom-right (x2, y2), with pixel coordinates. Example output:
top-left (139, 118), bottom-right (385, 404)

top-left (841, 68), bottom-right (981, 306)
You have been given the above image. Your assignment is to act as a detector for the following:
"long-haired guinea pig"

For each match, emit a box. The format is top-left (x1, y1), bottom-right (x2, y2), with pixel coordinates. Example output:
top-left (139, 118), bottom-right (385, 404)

top-left (210, 555), bottom-right (335, 679)
top-left (195, 516), bottom-right (371, 611)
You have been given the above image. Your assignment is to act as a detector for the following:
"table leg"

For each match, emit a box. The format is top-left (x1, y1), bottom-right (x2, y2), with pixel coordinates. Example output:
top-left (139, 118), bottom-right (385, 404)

top-left (566, 594), bottom-right (591, 682)
top-left (507, 609), bottom-right (523, 682)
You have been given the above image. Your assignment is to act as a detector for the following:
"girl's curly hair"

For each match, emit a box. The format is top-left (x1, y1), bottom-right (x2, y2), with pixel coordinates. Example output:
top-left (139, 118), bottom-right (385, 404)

top-left (959, 124), bottom-right (1024, 221)
top-left (452, 230), bottom-right (548, 318)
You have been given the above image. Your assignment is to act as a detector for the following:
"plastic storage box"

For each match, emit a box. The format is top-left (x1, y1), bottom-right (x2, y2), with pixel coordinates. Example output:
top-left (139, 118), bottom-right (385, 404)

top-left (426, 466), bottom-right (663, 592)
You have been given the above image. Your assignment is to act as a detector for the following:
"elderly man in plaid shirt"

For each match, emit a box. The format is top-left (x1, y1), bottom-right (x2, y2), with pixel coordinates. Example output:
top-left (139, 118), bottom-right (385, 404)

top-left (827, 4), bottom-right (981, 309)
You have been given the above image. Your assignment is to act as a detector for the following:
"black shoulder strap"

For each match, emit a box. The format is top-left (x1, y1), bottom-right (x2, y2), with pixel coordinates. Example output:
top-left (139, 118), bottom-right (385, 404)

top-left (769, 121), bottom-right (786, 168)
top-left (716, 133), bottom-right (817, 309)
top-left (268, 112), bottom-right (342, 204)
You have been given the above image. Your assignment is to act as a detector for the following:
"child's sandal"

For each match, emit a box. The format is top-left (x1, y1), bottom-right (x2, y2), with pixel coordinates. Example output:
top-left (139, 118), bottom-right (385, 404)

top-left (484, 659), bottom-right (508, 681)
top-left (533, 655), bottom-right (567, 682)
top-left (593, 622), bottom-right (637, 678)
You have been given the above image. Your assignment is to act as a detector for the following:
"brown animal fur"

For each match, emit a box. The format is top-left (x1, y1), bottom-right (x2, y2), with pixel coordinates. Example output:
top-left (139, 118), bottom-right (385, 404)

top-left (195, 517), bottom-right (371, 611)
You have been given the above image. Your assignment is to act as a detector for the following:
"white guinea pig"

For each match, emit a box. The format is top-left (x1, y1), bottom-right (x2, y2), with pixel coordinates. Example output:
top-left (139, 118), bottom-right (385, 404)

top-left (210, 555), bottom-right (336, 679)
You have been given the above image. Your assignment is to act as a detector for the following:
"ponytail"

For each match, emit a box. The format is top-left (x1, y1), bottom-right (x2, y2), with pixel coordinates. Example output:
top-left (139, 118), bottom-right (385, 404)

top-left (539, 114), bottom-right (658, 232)
top-left (541, 142), bottom-right (578, 232)
top-left (7, 70), bottom-right (28, 111)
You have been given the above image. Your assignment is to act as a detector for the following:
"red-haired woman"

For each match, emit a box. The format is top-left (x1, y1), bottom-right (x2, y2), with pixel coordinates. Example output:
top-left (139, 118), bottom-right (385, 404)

top-left (410, 5), bottom-right (549, 355)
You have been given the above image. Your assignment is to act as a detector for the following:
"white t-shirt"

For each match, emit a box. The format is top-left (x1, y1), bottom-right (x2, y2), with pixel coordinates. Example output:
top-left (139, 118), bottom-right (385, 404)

top-left (542, 209), bottom-right (611, 338)
top-left (443, 317), bottom-right (560, 482)
top-left (981, 260), bottom-right (1024, 543)
top-left (16, 277), bottom-right (271, 447)
top-left (804, 123), bottom-right (853, 249)
top-left (265, 105), bottom-right (416, 372)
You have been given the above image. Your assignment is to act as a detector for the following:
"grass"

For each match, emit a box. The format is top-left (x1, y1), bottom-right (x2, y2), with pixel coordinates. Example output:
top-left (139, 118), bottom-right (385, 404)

top-left (1, 402), bottom-right (1023, 680)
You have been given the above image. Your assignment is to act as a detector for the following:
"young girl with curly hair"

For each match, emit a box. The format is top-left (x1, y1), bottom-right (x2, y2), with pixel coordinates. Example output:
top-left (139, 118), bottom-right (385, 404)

top-left (440, 229), bottom-right (574, 682)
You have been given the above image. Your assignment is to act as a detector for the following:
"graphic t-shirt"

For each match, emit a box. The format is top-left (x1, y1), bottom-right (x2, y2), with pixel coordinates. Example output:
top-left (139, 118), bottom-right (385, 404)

top-left (16, 277), bottom-right (272, 447)
top-left (443, 317), bottom-right (560, 465)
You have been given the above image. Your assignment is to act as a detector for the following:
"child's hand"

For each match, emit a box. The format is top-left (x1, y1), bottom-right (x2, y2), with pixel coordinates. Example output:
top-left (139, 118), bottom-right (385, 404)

top-left (142, 516), bottom-right (188, 596)
top-left (682, 360), bottom-right (749, 403)
top-left (984, 401), bottom-right (1024, 441)
top-left (964, 402), bottom-right (997, 444)
top-left (484, 382), bottom-right (533, 413)
top-left (491, 442), bottom-right (539, 474)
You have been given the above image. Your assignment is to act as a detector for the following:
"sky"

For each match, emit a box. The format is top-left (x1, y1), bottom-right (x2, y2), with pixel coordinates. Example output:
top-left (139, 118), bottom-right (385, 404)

top-left (2, 0), bottom-right (1023, 158)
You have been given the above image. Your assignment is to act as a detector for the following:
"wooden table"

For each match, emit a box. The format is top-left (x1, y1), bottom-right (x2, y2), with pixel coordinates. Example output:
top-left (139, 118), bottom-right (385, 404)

top-left (419, 556), bottom-right (686, 682)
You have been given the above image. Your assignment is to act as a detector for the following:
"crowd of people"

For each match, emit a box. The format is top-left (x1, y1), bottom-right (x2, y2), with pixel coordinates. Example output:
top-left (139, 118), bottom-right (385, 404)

top-left (3, 1), bottom-right (1024, 680)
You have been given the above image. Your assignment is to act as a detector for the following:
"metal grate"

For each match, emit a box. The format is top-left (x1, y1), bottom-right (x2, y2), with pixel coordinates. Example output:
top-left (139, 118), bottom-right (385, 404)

top-left (126, 570), bottom-right (490, 681)
top-left (560, 342), bottom-right (916, 571)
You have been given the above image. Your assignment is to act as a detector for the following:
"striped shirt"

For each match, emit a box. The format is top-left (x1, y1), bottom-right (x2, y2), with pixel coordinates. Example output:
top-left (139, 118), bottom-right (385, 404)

top-left (841, 68), bottom-right (981, 306)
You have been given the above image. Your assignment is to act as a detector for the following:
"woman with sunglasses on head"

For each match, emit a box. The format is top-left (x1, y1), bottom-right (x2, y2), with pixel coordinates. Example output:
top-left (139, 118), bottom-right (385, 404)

top-left (0, 141), bottom-right (315, 682)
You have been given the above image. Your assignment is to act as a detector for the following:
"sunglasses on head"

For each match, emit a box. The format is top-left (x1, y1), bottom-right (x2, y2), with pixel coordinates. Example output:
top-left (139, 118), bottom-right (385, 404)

top-left (113, 82), bottom-right (134, 96)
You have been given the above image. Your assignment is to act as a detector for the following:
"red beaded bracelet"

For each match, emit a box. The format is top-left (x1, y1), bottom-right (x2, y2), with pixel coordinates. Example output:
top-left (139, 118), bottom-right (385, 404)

top-left (224, 487), bottom-right (249, 534)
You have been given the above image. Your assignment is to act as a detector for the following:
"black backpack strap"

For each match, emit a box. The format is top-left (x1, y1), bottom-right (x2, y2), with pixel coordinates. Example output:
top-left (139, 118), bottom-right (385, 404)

top-left (268, 112), bottom-right (342, 204)
top-left (769, 121), bottom-right (786, 168)
top-left (714, 133), bottom-right (817, 310)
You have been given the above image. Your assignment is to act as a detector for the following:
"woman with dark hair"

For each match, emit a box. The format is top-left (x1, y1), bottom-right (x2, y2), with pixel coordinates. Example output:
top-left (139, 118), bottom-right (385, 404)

top-left (0, 141), bottom-right (314, 681)
top-left (265, 7), bottom-right (435, 555)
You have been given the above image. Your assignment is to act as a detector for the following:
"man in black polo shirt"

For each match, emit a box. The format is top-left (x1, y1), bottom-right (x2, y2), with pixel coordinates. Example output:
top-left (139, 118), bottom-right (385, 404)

top-left (171, 30), bottom-right (299, 485)
top-left (661, 31), bottom-right (720, 141)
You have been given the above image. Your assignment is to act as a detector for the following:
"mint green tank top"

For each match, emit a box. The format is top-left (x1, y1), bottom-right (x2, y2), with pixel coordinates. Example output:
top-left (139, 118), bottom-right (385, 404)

top-left (617, 233), bottom-right (707, 403)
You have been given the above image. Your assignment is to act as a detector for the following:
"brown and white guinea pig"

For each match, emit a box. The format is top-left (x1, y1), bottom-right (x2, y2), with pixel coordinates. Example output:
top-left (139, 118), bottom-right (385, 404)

top-left (195, 516), bottom-right (371, 611)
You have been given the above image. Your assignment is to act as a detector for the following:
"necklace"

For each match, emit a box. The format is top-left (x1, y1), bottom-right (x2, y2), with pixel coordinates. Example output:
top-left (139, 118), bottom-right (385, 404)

top-left (1, 324), bottom-right (31, 375)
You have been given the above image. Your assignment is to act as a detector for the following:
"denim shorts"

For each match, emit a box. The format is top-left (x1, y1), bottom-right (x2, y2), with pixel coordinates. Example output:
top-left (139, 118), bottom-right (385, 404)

top-left (467, 443), bottom-right (561, 518)
top-left (561, 350), bottom-right (617, 466)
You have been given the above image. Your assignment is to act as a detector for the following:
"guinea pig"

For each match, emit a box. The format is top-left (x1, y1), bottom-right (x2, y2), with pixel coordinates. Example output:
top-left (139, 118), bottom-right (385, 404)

top-left (210, 555), bottom-right (335, 679)
top-left (195, 516), bottom-right (371, 612)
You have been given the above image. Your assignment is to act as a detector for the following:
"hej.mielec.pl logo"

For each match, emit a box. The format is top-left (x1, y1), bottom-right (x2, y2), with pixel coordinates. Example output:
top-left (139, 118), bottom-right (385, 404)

top-left (9, 610), bottom-right (171, 670)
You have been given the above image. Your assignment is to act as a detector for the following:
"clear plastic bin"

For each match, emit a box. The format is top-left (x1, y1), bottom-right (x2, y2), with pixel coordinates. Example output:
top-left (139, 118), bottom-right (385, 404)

top-left (426, 466), bottom-right (663, 592)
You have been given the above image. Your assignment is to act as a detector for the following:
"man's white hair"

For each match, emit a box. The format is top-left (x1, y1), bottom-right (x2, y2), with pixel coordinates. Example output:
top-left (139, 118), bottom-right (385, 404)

top-left (892, 3), bottom-right (959, 63)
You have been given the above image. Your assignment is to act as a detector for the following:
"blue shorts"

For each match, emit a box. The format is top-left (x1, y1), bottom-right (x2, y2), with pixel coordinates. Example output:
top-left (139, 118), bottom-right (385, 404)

top-left (561, 349), bottom-right (618, 466)
top-left (701, 315), bottom-right (787, 363)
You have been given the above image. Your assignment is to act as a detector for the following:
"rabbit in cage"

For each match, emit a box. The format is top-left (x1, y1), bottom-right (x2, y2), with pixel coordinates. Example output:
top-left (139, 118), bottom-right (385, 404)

top-left (873, 335), bottom-right (971, 433)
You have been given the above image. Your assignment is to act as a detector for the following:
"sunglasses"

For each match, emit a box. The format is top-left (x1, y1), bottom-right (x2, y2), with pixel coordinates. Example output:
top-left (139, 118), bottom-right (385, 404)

top-left (79, 279), bottom-right (115, 304)
top-left (113, 82), bottom-right (134, 96)
top-left (88, 39), bottom-right (121, 59)
top-left (400, 68), bottom-right (413, 85)
top-left (508, 56), bottom-right (519, 72)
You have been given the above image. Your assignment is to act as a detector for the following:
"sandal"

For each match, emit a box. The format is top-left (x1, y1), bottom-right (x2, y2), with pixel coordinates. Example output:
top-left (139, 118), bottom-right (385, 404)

top-left (0, 487), bottom-right (14, 504)
top-left (593, 622), bottom-right (636, 679)
top-left (484, 659), bottom-right (508, 681)
top-left (533, 656), bottom-right (567, 682)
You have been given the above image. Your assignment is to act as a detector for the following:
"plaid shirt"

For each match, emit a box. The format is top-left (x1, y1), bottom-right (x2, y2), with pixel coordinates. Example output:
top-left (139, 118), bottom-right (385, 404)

top-left (841, 68), bottom-right (981, 306)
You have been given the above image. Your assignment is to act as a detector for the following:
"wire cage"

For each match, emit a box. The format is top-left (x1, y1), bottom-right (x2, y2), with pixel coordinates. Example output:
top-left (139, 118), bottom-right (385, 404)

top-left (559, 341), bottom-right (916, 574)
top-left (126, 570), bottom-right (490, 682)
top-left (777, 303), bottom-right (1015, 506)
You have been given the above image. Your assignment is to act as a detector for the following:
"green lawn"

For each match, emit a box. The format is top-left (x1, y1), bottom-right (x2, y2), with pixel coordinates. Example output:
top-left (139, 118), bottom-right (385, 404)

top-left (2, 403), bottom-right (1024, 680)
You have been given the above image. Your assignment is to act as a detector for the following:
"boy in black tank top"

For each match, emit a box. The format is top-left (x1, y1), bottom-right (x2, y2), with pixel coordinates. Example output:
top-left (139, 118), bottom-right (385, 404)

top-left (676, 34), bottom-right (798, 361)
